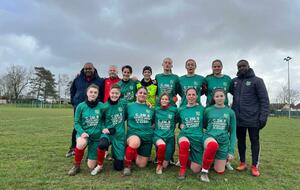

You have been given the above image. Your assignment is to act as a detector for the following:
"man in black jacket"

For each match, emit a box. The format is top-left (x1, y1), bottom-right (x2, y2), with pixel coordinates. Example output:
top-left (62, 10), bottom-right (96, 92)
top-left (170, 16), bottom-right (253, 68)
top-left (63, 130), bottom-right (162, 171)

top-left (66, 62), bottom-right (104, 157)
top-left (231, 60), bottom-right (269, 176)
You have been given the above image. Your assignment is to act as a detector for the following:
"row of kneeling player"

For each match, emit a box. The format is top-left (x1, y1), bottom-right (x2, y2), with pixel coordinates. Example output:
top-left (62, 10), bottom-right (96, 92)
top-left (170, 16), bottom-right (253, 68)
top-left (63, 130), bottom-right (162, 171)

top-left (68, 84), bottom-right (237, 183)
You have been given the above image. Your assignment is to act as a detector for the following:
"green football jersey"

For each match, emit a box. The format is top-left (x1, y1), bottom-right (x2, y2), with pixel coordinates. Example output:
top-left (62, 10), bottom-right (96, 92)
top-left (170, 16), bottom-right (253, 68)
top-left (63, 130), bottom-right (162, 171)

top-left (203, 105), bottom-right (236, 155)
top-left (74, 102), bottom-right (106, 140)
top-left (127, 102), bottom-right (155, 141)
top-left (178, 104), bottom-right (204, 138)
top-left (154, 106), bottom-right (178, 139)
top-left (155, 73), bottom-right (179, 106)
top-left (204, 74), bottom-right (232, 106)
top-left (179, 74), bottom-right (204, 107)
top-left (103, 99), bottom-right (127, 139)
top-left (118, 79), bottom-right (138, 103)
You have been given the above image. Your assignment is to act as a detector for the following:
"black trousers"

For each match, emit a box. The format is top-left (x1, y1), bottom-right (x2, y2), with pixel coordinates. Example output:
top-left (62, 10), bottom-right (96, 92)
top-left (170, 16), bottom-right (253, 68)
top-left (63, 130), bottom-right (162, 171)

top-left (70, 107), bottom-right (77, 149)
top-left (236, 126), bottom-right (260, 167)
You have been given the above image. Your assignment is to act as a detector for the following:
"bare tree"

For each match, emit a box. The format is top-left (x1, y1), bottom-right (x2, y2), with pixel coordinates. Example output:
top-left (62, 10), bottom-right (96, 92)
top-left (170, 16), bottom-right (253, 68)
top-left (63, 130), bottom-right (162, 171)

top-left (57, 74), bottom-right (71, 100)
top-left (2, 65), bottom-right (31, 101)
top-left (276, 85), bottom-right (300, 105)
top-left (0, 75), bottom-right (8, 97)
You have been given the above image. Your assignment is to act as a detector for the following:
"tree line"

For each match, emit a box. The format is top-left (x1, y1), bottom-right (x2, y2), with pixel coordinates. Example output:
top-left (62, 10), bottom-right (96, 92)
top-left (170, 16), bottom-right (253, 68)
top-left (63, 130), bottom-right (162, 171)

top-left (0, 65), bottom-right (72, 103)
top-left (0, 65), bottom-right (299, 105)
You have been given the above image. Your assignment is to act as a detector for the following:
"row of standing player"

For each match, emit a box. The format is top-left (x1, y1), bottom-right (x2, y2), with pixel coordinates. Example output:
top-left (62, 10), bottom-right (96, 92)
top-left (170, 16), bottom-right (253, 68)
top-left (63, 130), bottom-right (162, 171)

top-left (68, 84), bottom-right (235, 183)
top-left (113, 58), bottom-right (231, 107)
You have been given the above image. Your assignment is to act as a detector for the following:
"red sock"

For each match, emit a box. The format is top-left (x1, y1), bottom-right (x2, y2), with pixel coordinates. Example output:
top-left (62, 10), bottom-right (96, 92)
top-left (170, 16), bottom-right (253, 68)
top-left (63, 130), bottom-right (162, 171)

top-left (97, 148), bottom-right (106, 166)
top-left (187, 159), bottom-right (191, 167)
top-left (124, 146), bottom-right (137, 168)
top-left (202, 141), bottom-right (219, 170)
top-left (157, 144), bottom-right (166, 166)
top-left (74, 147), bottom-right (85, 166)
top-left (179, 141), bottom-right (190, 175)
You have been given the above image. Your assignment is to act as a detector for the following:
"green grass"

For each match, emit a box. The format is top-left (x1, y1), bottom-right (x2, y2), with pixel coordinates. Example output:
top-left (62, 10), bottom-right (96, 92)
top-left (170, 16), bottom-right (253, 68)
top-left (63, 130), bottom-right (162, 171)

top-left (0, 106), bottom-right (300, 190)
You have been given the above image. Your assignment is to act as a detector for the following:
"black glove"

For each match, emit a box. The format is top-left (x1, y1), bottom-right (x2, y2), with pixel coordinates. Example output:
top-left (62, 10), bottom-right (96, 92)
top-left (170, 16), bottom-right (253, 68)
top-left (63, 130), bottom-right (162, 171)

top-left (259, 120), bottom-right (267, 130)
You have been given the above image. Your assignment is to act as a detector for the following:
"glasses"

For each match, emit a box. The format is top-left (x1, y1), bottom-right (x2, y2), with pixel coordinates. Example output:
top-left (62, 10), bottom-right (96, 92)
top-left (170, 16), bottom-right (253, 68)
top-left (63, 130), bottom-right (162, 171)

top-left (84, 68), bottom-right (93, 71)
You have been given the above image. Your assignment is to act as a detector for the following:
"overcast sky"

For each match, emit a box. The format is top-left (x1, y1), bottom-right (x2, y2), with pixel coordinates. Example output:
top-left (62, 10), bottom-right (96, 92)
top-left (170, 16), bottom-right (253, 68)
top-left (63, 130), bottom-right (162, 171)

top-left (1, 0), bottom-right (300, 103)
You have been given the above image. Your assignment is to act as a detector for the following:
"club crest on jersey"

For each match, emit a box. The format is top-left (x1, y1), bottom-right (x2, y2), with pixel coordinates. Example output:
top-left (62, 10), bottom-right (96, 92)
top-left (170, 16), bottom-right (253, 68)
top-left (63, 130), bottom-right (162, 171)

top-left (246, 81), bottom-right (251, 86)
top-left (95, 110), bottom-right (100, 114)
top-left (194, 81), bottom-right (198, 86)
top-left (146, 109), bottom-right (150, 114)
top-left (130, 86), bottom-right (133, 90)
top-left (196, 111), bottom-right (201, 116)
top-left (168, 114), bottom-right (173, 119)
top-left (170, 80), bottom-right (174, 84)
top-left (118, 107), bottom-right (123, 112)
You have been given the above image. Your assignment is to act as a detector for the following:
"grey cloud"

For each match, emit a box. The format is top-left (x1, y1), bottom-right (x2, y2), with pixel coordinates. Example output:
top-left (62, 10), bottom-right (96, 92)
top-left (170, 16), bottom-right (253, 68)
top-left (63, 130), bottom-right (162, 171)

top-left (1, 0), bottom-right (300, 102)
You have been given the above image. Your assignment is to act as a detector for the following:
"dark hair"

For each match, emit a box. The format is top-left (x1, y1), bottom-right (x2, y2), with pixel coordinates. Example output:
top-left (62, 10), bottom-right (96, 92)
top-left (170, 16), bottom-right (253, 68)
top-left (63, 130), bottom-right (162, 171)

top-left (122, 65), bottom-right (133, 73)
top-left (142, 66), bottom-right (152, 74)
top-left (159, 92), bottom-right (170, 101)
top-left (110, 84), bottom-right (121, 91)
top-left (185, 87), bottom-right (197, 95)
top-left (212, 59), bottom-right (223, 66)
top-left (87, 84), bottom-right (99, 92)
top-left (209, 88), bottom-right (225, 106)
top-left (237, 59), bottom-right (249, 66)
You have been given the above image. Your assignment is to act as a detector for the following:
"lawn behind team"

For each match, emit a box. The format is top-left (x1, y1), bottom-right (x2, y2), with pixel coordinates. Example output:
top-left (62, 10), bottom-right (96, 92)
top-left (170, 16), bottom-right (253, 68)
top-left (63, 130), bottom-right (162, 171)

top-left (1, 106), bottom-right (300, 190)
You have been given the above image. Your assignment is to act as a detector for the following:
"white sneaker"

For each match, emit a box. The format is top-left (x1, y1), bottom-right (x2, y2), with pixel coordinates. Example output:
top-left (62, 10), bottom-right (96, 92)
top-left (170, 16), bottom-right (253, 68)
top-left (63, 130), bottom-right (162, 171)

top-left (200, 171), bottom-right (210, 182)
top-left (91, 165), bottom-right (103, 176)
top-left (175, 161), bottom-right (180, 167)
top-left (123, 167), bottom-right (131, 176)
top-left (226, 162), bottom-right (234, 171)
top-left (156, 165), bottom-right (163, 175)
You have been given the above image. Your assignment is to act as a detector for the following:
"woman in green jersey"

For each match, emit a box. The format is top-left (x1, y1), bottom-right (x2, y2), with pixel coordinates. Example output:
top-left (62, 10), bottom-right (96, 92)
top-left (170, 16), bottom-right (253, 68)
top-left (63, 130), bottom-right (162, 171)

top-left (68, 84), bottom-right (106, 176)
top-left (177, 88), bottom-right (204, 180)
top-left (91, 84), bottom-right (127, 175)
top-left (203, 59), bottom-right (232, 106)
top-left (153, 93), bottom-right (178, 174)
top-left (200, 88), bottom-right (236, 182)
top-left (179, 59), bottom-right (205, 107)
top-left (118, 65), bottom-right (138, 103)
top-left (123, 87), bottom-right (155, 176)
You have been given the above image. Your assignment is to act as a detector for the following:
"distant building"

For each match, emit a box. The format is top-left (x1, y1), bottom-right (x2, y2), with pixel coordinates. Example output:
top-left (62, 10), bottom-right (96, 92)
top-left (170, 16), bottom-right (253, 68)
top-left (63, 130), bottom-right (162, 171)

top-left (0, 99), bottom-right (7, 104)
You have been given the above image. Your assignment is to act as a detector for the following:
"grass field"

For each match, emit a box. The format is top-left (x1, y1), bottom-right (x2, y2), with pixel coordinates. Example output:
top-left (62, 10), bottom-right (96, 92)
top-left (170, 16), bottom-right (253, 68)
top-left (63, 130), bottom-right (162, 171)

top-left (1, 106), bottom-right (300, 190)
